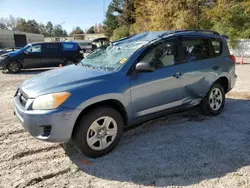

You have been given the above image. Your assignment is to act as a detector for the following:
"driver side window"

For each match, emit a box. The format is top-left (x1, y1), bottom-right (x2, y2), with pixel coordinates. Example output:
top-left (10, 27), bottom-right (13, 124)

top-left (26, 45), bottom-right (41, 53)
top-left (139, 39), bottom-right (178, 69)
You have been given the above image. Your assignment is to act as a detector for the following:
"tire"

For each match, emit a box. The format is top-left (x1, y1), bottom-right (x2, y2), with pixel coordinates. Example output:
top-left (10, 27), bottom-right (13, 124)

top-left (201, 83), bottom-right (225, 116)
top-left (64, 59), bottom-right (76, 66)
top-left (73, 107), bottom-right (124, 158)
top-left (7, 61), bottom-right (21, 73)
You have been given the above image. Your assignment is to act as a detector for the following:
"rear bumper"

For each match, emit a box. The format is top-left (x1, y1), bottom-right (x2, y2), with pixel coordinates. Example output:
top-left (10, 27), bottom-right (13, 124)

top-left (14, 94), bottom-right (81, 143)
top-left (229, 73), bottom-right (237, 92)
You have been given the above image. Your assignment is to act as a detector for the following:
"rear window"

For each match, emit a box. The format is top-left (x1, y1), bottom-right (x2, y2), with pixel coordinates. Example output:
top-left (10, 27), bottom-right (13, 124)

top-left (211, 39), bottom-right (223, 57)
top-left (181, 38), bottom-right (210, 62)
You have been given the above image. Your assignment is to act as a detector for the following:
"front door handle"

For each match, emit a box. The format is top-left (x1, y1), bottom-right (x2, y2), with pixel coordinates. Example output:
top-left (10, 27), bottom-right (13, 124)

top-left (173, 72), bottom-right (183, 78)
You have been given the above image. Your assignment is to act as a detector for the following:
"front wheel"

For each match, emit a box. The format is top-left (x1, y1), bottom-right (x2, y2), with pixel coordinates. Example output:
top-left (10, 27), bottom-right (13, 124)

top-left (73, 107), bottom-right (124, 158)
top-left (7, 61), bottom-right (21, 73)
top-left (201, 83), bottom-right (225, 116)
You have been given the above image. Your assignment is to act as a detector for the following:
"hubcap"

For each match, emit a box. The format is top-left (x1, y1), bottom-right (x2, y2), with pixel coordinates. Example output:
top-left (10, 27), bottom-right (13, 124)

top-left (9, 63), bottom-right (19, 72)
top-left (209, 88), bottom-right (223, 111)
top-left (86, 116), bottom-right (118, 151)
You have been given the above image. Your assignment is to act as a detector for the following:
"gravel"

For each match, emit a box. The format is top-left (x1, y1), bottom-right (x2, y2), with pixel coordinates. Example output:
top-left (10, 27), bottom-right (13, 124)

top-left (0, 65), bottom-right (250, 188)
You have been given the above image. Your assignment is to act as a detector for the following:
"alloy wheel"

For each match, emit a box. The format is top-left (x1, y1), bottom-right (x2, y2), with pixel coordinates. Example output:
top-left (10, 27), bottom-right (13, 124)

top-left (86, 116), bottom-right (118, 151)
top-left (209, 88), bottom-right (223, 111)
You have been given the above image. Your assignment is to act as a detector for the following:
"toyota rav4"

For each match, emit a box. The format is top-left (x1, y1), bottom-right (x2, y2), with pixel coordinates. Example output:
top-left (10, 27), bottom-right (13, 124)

top-left (14, 30), bottom-right (237, 158)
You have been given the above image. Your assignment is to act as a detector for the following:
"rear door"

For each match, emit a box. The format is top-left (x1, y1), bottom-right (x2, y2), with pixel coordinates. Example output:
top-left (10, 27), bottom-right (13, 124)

top-left (177, 36), bottom-right (214, 103)
top-left (23, 44), bottom-right (43, 68)
top-left (41, 43), bottom-right (62, 67)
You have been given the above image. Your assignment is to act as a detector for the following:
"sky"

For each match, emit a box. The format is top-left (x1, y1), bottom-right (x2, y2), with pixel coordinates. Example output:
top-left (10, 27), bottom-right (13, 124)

top-left (0, 0), bottom-right (112, 33)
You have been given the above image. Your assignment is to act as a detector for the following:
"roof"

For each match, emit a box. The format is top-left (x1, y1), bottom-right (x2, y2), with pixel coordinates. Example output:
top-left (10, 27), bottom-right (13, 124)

top-left (113, 30), bottom-right (224, 46)
top-left (30, 41), bottom-right (78, 45)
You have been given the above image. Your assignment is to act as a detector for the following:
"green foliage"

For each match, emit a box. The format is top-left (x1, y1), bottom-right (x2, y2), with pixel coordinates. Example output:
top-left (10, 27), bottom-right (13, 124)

top-left (71, 26), bottom-right (84, 35)
top-left (104, 0), bottom-right (250, 41)
top-left (111, 25), bottom-right (130, 41)
top-left (86, 26), bottom-right (95, 34)
top-left (0, 15), bottom-right (68, 37)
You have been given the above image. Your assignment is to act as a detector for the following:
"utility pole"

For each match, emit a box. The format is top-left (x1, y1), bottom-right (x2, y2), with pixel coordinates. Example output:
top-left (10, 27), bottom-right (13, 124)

top-left (196, 0), bottom-right (200, 29)
top-left (103, 0), bottom-right (106, 21)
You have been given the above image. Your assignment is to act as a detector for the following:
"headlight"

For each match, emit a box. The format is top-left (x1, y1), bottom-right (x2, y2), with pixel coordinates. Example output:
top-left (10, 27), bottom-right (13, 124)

top-left (32, 92), bottom-right (71, 110)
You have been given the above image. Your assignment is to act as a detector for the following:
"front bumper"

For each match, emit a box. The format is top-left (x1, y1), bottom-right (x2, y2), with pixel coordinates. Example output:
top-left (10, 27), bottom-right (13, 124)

top-left (0, 57), bottom-right (8, 70)
top-left (14, 93), bottom-right (81, 143)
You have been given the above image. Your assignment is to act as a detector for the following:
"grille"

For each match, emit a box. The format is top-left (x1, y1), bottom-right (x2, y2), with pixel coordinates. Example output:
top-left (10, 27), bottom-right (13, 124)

top-left (19, 91), bottom-right (28, 107)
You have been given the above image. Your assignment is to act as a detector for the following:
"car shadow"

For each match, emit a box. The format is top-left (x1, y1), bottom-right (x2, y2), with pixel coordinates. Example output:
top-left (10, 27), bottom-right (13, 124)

top-left (3, 68), bottom-right (53, 75)
top-left (63, 97), bottom-right (250, 187)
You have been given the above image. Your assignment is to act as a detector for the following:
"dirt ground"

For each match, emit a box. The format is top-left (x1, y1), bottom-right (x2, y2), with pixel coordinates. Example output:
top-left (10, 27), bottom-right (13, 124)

top-left (0, 65), bottom-right (250, 188)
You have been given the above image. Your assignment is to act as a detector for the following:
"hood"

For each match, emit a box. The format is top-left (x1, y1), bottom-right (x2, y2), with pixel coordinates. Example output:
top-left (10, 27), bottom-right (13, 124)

top-left (20, 65), bottom-right (113, 98)
top-left (8, 49), bottom-right (22, 57)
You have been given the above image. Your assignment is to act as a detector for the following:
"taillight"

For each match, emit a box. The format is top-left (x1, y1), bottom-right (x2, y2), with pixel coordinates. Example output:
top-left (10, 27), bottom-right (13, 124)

top-left (229, 55), bottom-right (236, 63)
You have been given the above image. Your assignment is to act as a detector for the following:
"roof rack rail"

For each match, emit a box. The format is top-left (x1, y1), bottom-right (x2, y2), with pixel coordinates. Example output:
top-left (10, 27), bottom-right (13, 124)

top-left (173, 29), bottom-right (220, 35)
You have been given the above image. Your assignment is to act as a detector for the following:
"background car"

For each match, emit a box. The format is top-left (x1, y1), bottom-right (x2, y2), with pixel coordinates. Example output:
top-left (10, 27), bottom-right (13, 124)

top-left (76, 40), bottom-right (95, 53)
top-left (0, 47), bottom-right (21, 56)
top-left (0, 42), bottom-right (83, 73)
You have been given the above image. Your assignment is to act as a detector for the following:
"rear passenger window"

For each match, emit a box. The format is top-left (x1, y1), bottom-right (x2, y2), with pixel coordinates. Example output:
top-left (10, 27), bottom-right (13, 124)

top-left (43, 44), bottom-right (60, 52)
top-left (181, 38), bottom-right (210, 62)
top-left (211, 39), bottom-right (223, 57)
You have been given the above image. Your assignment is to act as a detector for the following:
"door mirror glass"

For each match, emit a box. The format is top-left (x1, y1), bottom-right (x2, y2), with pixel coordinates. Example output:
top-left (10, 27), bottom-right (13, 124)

top-left (136, 61), bottom-right (155, 72)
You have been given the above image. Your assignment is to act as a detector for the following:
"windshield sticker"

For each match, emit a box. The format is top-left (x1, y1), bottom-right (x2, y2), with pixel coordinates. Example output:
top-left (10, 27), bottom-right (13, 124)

top-left (120, 58), bottom-right (127, 64)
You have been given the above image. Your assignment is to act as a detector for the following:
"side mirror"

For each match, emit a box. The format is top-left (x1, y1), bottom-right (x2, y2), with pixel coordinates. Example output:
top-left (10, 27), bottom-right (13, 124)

top-left (24, 51), bottom-right (29, 55)
top-left (135, 61), bottom-right (155, 73)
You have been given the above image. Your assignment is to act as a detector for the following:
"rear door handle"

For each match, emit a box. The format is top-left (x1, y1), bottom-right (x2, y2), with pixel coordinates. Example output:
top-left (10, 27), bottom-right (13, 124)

top-left (212, 66), bottom-right (220, 70)
top-left (173, 72), bottom-right (183, 78)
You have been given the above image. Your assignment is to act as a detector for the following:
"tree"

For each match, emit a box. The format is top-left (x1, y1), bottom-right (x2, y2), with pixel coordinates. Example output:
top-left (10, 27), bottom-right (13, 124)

top-left (70, 26), bottom-right (84, 35)
top-left (6, 15), bottom-right (20, 30)
top-left (103, 0), bottom-right (123, 38)
top-left (87, 26), bottom-right (95, 34)
top-left (46, 21), bottom-right (54, 37)
top-left (94, 24), bottom-right (98, 33)
top-left (38, 23), bottom-right (47, 36)
top-left (118, 0), bottom-right (135, 26)
top-left (26, 19), bottom-right (40, 33)
top-left (98, 23), bottom-right (103, 33)
top-left (54, 24), bottom-right (65, 37)
top-left (111, 25), bottom-right (130, 41)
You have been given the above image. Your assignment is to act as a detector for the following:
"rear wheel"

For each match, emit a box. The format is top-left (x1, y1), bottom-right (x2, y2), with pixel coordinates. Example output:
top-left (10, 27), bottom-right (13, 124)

top-left (201, 83), bottom-right (225, 116)
top-left (64, 59), bottom-right (76, 66)
top-left (7, 61), bottom-right (21, 73)
top-left (73, 107), bottom-right (124, 158)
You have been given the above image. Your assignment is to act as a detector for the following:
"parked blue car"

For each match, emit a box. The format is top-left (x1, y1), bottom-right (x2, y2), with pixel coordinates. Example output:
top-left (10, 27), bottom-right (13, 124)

top-left (14, 30), bottom-right (237, 158)
top-left (0, 42), bottom-right (83, 72)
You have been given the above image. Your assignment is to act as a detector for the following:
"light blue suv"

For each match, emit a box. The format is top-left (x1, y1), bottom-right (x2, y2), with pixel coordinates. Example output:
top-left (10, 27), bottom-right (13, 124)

top-left (14, 30), bottom-right (237, 158)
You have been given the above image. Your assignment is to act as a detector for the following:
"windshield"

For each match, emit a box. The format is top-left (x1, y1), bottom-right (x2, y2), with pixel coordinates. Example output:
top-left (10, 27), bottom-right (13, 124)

top-left (79, 42), bottom-right (145, 71)
top-left (23, 44), bottom-right (32, 50)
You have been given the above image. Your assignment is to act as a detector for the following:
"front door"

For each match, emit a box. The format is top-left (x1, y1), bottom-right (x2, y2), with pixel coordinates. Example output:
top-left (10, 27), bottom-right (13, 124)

top-left (23, 44), bottom-right (43, 68)
top-left (130, 38), bottom-right (186, 119)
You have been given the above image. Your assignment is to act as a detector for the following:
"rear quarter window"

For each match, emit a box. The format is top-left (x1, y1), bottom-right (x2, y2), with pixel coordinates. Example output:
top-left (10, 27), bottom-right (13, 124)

top-left (62, 43), bottom-right (78, 51)
top-left (211, 39), bottom-right (223, 57)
